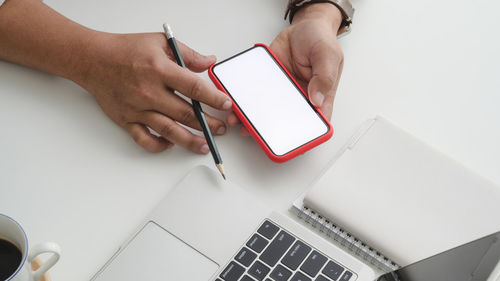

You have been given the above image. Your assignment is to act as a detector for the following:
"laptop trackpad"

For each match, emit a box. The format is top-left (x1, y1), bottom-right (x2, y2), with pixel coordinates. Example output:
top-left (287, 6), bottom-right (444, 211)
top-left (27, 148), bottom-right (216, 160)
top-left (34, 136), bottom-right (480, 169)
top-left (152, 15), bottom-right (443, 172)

top-left (94, 222), bottom-right (219, 281)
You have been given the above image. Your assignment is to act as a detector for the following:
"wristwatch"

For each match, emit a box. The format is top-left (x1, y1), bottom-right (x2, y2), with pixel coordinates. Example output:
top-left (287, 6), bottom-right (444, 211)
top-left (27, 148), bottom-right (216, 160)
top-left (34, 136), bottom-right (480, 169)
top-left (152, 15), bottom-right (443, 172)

top-left (285, 0), bottom-right (355, 36)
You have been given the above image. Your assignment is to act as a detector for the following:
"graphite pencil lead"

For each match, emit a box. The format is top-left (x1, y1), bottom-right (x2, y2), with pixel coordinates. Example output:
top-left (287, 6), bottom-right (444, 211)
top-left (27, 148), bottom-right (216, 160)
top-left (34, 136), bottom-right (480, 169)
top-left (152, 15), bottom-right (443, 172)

top-left (216, 164), bottom-right (226, 180)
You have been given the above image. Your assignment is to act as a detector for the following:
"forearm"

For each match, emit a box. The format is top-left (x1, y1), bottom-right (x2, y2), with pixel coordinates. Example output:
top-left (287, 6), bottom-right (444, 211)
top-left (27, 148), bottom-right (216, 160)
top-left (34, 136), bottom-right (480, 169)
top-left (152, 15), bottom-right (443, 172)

top-left (0, 0), bottom-right (98, 84)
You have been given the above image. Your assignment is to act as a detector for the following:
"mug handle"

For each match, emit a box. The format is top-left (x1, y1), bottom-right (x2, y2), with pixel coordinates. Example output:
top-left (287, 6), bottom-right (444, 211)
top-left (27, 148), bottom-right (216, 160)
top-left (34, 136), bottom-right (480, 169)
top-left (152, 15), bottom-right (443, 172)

top-left (27, 242), bottom-right (61, 281)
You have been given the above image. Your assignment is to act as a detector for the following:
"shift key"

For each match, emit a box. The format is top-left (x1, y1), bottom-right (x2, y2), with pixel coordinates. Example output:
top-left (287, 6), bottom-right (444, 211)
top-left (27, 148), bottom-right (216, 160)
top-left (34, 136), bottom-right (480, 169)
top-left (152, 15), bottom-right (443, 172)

top-left (260, 230), bottom-right (295, 267)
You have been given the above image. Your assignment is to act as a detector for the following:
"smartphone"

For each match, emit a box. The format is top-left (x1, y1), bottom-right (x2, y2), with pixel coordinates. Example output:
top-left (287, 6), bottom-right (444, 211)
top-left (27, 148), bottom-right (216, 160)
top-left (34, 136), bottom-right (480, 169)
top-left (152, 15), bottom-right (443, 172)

top-left (209, 44), bottom-right (333, 163)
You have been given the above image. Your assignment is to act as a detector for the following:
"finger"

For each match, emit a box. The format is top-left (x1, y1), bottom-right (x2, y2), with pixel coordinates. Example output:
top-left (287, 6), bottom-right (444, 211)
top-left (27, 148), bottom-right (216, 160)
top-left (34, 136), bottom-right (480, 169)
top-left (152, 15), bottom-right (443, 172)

top-left (226, 112), bottom-right (241, 127)
top-left (307, 43), bottom-right (342, 108)
top-left (125, 123), bottom-right (172, 152)
top-left (141, 112), bottom-right (210, 154)
top-left (320, 94), bottom-right (335, 120)
top-left (226, 113), bottom-right (250, 137)
top-left (176, 41), bottom-right (217, 73)
top-left (296, 78), bottom-right (309, 95)
top-left (152, 92), bottom-right (227, 135)
top-left (240, 126), bottom-right (251, 137)
top-left (205, 113), bottom-right (227, 135)
top-left (163, 63), bottom-right (232, 111)
top-left (320, 58), bottom-right (344, 120)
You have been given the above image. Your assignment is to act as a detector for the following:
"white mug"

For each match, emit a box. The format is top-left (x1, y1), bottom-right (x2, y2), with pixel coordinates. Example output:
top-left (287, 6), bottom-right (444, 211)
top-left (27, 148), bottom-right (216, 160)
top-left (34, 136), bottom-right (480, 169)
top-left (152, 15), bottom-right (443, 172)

top-left (0, 214), bottom-right (61, 281)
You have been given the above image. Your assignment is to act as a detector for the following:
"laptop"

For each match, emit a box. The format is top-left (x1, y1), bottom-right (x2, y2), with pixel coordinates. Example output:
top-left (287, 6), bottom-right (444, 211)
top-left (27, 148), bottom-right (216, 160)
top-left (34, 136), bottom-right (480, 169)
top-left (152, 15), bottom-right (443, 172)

top-left (91, 117), bottom-right (500, 281)
top-left (91, 165), bottom-right (500, 281)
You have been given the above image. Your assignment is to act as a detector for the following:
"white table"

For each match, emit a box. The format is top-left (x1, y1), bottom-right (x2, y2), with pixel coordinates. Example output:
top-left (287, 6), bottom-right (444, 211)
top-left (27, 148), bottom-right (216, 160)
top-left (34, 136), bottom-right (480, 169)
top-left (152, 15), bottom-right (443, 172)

top-left (1, 0), bottom-right (499, 280)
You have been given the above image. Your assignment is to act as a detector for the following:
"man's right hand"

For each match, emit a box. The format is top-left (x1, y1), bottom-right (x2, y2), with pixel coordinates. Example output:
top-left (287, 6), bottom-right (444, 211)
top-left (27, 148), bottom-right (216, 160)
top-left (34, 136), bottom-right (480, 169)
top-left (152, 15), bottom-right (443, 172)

top-left (0, 0), bottom-right (232, 154)
top-left (77, 32), bottom-right (232, 153)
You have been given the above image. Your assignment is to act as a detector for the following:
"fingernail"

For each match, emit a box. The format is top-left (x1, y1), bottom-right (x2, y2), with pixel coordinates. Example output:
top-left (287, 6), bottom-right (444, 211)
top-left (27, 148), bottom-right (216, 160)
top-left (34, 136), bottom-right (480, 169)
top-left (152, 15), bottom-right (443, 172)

top-left (216, 126), bottom-right (226, 135)
top-left (200, 144), bottom-right (210, 154)
top-left (311, 92), bottom-right (325, 107)
top-left (222, 100), bottom-right (232, 110)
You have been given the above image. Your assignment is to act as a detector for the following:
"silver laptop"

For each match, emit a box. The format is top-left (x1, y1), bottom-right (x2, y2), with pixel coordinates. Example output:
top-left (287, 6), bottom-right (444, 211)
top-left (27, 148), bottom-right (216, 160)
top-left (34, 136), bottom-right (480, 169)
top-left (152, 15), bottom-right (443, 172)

top-left (91, 166), bottom-right (500, 281)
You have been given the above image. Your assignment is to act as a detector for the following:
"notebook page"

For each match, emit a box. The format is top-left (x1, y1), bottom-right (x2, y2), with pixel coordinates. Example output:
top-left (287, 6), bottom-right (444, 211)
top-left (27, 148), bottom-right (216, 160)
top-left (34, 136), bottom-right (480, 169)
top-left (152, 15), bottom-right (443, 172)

top-left (303, 117), bottom-right (500, 266)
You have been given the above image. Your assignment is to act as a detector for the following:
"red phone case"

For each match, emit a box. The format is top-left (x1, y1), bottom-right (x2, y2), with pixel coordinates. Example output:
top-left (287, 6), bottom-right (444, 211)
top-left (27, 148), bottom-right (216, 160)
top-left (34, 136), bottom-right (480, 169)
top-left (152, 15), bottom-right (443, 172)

top-left (209, 43), bottom-right (333, 163)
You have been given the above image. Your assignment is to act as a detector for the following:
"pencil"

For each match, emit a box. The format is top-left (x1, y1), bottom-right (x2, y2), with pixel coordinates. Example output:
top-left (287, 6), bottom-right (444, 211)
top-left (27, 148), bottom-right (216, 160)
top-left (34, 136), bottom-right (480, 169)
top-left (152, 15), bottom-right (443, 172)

top-left (163, 23), bottom-right (226, 180)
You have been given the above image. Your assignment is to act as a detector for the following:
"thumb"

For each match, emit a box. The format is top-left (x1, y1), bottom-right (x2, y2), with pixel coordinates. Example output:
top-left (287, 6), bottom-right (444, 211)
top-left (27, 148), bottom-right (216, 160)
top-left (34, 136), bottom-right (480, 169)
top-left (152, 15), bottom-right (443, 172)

top-left (177, 41), bottom-right (216, 73)
top-left (307, 43), bottom-right (341, 107)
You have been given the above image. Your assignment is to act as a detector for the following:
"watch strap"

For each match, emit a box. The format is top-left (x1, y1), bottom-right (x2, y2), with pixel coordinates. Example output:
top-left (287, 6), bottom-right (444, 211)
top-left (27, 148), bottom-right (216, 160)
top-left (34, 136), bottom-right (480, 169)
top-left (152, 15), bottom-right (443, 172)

top-left (285, 0), bottom-right (354, 32)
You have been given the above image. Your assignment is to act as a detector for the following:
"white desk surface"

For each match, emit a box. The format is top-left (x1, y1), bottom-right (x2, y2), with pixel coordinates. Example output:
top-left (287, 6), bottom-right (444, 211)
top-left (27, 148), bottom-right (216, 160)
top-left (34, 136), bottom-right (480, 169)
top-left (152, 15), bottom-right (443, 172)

top-left (1, 0), bottom-right (499, 280)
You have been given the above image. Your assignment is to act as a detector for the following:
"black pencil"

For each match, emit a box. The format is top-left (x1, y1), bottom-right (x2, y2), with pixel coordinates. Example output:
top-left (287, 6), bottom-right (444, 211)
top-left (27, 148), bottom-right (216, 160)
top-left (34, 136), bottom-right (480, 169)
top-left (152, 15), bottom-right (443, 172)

top-left (163, 23), bottom-right (226, 180)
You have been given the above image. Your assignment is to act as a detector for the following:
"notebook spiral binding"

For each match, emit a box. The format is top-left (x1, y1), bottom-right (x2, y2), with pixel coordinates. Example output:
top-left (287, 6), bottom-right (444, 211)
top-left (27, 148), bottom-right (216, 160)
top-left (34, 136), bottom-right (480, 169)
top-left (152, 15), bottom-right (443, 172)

top-left (293, 205), bottom-right (400, 273)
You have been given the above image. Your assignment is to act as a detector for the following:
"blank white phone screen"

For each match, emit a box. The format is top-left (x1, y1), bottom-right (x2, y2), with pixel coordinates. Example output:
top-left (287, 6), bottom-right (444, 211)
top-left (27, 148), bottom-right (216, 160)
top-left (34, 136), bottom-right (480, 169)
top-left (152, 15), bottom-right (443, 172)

top-left (212, 46), bottom-right (329, 156)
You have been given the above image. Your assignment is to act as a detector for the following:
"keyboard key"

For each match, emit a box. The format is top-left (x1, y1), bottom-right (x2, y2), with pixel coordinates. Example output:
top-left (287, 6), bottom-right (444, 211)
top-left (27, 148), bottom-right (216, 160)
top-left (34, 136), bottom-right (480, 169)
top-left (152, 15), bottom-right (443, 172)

top-left (242, 276), bottom-right (255, 281)
top-left (290, 271), bottom-right (311, 281)
top-left (270, 264), bottom-right (292, 281)
top-left (282, 241), bottom-right (312, 270)
top-left (300, 251), bottom-right (327, 277)
top-left (340, 271), bottom-right (353, 281)
top-left (220, 261), bottom-right (245, 281)
top-left (258, 220), bottom-right (280, 239)
top-left (247, 234), bottom-right (269, 253)
top-left (260, 230), bottom-right (295, 267)
top-left (235, 247), bottom-right (257, 267)
top-left (249, 260), bottom-right (271, 281)
top-left (322, 261), bottom-right (344, 280)
top-left (315, 275), bottom-right (329, 281)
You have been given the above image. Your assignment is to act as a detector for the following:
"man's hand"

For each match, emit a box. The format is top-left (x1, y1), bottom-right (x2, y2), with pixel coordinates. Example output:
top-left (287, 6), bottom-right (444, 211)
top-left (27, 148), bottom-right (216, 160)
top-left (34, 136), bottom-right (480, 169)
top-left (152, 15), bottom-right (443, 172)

top-left (227, 3), bottom-right (344, 136)
top-left (79, 33), bottom-right (232, 153)
top-left (0, 0), bottom-right (232, 154)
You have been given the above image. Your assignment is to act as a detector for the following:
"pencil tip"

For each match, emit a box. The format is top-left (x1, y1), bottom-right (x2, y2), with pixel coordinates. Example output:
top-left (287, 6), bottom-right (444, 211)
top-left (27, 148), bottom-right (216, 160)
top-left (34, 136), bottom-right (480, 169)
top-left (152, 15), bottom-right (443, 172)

top-left (216, 164), bottom-right (226, 180)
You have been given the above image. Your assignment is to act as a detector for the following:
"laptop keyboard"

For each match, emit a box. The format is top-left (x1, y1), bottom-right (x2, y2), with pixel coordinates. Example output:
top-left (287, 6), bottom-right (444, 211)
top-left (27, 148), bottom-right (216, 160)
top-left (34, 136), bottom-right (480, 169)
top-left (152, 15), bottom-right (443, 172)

top-left (217, 220), bottom-right (356, 281)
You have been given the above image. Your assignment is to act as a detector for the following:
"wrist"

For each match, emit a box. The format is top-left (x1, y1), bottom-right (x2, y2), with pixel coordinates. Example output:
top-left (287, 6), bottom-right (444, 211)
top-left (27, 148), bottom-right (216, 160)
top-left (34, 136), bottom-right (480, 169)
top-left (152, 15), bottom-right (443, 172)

top-left (70, 31), bottom-right (116, 91)
top-left (291, 3), bottom-right (343, 31)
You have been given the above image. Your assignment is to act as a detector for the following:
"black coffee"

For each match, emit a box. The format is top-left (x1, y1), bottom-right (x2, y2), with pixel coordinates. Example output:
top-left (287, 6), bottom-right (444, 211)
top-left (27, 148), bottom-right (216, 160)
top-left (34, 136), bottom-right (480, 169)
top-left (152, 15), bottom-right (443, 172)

top-left (0, 238), bottom-right (22, 281)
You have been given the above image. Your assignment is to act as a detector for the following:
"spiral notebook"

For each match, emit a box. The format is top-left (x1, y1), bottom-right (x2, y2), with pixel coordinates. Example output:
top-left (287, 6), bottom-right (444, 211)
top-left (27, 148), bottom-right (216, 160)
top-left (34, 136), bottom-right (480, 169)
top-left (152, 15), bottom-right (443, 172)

top-left (292, 117), bottom-right (500, 274)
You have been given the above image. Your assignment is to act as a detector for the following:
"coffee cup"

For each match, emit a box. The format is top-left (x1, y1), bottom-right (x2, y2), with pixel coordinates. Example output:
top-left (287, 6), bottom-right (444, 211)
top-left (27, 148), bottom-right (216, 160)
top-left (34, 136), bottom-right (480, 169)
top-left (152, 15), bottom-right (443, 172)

top-left (0, 214), bottom-right (60, 281)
